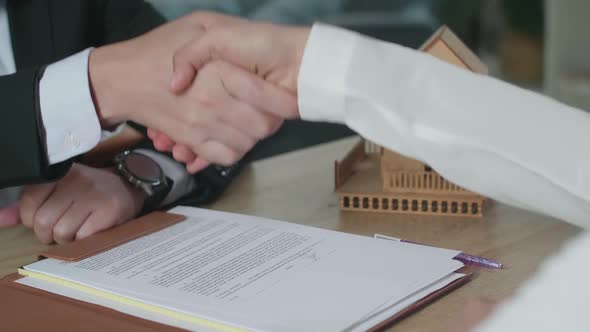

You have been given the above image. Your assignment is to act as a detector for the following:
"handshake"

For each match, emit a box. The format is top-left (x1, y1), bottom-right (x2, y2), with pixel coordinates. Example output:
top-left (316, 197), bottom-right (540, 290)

top-left (92, 12), bottom-right (311, 173)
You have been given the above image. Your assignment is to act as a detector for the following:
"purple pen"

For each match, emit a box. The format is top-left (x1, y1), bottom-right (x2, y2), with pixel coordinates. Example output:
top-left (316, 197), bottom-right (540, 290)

top-left (453, 252), bottom-right (503, 269)
top-left (374, 234), bottom-right (503, 269)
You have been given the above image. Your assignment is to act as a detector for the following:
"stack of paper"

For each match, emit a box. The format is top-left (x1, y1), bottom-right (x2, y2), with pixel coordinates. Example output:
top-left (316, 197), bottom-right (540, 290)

top-left (19, 206), bottom-right (465, 332)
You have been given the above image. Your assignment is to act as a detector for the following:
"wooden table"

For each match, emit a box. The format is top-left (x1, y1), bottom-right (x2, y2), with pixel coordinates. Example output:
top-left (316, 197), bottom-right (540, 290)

top-left (0, 137), bottom-right (582, 331)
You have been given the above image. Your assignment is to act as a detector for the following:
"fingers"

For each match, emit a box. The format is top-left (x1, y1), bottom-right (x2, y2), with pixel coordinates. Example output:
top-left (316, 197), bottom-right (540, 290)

top-left (149, 129), bottom-right (177, 153)
top-left (0, 203), bottom-right (21, 228)
top-left (19, 165), bottom-right (143, 244)
top-left (170, 13), bottom-right (254, 94)
top-left (194, 140), bottom-right (242, 167)
top-left (150, 132), bottom-right (200, 167)
top-left (217, 61), bottom-right (299, 119)
top-left (169, 18), bottom-right (248, 93)
top-left (32, 182), bottom-right (77, 244)
top-left (170, 51), bottom-right (198, 93)
top-left (153, 132), bottom-right (175, 152)
top-left (178, 62), bottom-right (289, 165)
top-left (151, 97), bottom-right (283, 165)
top-left (171, 114), bottom-right (252, 163)
top-left (218, 96), bottom-right (284, 141)
top-left (171, 144), bottom-right (209, 174)
top-left (158, 61), bottom-right (290, 168)
top-left (147, 128), bottom-right (157, 140)
top-left (187, 157), bottom-right (210, 174)
top-left (202, 119), bottom-right (256, 154)
top-left (170, 33), bottom-right (217, 93)
top-left (20, 183), bottom-right (57, 229)
top-left (76, 209), bottom-right (123, 241)
top-left (161, 58), bottom-right (294, 168)
top-left (52, 202), bottom-right (92, 244)
top-left (169, 14), bottom-right (307, 99)
top-left (172, 145), bottom-right (197, 164)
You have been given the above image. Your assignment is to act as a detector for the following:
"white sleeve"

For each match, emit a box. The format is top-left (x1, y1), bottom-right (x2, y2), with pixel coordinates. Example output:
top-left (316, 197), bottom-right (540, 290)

top-left (474, 230), bottom-right (590, 332)
top-left (39, 48), bottom-right (102, 165)
top-left (298, 23), bottom-right (590, 229)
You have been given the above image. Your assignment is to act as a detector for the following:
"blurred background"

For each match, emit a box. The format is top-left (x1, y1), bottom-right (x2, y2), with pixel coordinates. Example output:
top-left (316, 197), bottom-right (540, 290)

top-left (146, 0), bottom-right (589, 157)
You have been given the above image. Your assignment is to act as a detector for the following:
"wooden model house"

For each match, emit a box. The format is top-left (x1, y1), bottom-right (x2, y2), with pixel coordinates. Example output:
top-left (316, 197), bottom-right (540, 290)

top-left (334, 27), bottom-right (489, 217)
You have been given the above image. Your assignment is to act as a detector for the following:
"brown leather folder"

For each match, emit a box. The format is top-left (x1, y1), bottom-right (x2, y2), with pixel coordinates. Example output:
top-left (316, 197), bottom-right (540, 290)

top-left (0, 211), bottom-right (186, 332)
top-left (0, 273), bottom-right (185, 332)
top-left (0, 211), bottom-right (471, 332)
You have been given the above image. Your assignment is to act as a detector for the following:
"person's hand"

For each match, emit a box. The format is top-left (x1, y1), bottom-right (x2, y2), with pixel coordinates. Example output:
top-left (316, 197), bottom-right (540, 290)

top-left (150, 59), bottom-right (286, 172)
top-left (89, 14), bottom-right (294, 169)
top-left (147, 12), bottom-right (310, 170)
top-left (170, 12), bottom-right (311, 100)
top-left (19, 164), bottom-right (146, 244)
top-left (450, 299), bottom-right (500, 332)
top-left (147, 128), bottom-right (207, 173)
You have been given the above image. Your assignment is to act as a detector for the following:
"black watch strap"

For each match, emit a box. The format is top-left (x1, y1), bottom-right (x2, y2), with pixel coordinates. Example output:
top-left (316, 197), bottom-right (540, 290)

top-left (176, 162), bottom-right (244, 207)
top-left (140, 177), bottom-right (173, 215)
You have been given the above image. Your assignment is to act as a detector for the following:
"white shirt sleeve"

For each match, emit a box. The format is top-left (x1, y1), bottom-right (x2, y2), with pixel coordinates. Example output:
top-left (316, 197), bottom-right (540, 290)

top-left (39, 48), bottom-right (102, 165)
top-left (298, 23), bottom-right (590, 229)
top-left (474, 230), bottom-right (590, 332)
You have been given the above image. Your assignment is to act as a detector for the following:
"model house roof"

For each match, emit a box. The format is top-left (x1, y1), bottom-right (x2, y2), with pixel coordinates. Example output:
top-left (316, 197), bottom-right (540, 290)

top-left (420, 25), bottom-right (489, 75)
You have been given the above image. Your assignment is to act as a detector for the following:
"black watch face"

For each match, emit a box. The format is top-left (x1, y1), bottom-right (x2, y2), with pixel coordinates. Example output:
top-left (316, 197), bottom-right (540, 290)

top-left (124, 153), bottom-right (162, 183)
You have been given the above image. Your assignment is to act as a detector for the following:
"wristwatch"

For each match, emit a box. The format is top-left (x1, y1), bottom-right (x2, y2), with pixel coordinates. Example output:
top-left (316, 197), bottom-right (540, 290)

top-left (114, 150), bottom-right (171, 213)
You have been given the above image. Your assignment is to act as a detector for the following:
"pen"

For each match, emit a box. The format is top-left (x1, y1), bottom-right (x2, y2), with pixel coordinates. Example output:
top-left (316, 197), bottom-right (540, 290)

top-left (374, 234), bottom-right (503, 269)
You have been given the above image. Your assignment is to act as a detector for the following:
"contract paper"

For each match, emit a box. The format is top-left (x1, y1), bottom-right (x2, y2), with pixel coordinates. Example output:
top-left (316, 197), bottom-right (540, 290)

top-left (22, 206), bottom-right (463, 332)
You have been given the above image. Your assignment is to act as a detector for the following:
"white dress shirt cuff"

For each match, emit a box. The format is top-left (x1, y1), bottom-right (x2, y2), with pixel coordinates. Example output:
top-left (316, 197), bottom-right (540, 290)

top-left (39, 48), bottom-right (101, 165)
top-left (101, 123), bottom-right (126, 141)
top-left (298, 23), bottom-right (357, 123)
top-left (134, 149), bottom-right (196, 207)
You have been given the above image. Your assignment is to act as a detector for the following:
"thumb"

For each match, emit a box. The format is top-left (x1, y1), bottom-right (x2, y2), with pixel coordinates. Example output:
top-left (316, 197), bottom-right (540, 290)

top-left (170, 62), bottom-right (197, 94)
top-left (170, 33), bottom-right (218, 94)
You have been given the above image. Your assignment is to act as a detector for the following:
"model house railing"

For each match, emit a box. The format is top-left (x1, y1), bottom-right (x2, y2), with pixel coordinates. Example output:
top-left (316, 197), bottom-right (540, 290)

top-left (383, 171), bottom-right (473, 194)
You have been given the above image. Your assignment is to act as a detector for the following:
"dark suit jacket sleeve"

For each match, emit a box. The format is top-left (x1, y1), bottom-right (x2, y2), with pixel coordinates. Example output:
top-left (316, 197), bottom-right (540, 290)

top-left (0, 68), bottom-right (72, 188)
top-left (0, 0), bottom-right (164, 188)
top-left (93, 0), bottom-right (165, 44)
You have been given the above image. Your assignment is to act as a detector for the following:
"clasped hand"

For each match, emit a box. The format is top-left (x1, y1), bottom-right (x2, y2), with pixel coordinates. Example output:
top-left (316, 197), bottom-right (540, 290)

top-left (91, 12), bottom-right (306, 173)
top-left (148, 12), bottom-right (311, 172)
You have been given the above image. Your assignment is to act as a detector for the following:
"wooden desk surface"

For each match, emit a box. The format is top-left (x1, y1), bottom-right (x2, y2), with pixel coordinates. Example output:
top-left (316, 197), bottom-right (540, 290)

top-left (0, 137), bottom-right (582, 331)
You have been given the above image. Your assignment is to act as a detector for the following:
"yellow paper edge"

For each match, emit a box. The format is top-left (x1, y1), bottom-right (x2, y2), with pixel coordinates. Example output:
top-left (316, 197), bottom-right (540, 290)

top-left (18, 268), bottom-right (247, 332)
